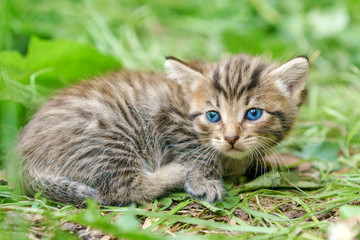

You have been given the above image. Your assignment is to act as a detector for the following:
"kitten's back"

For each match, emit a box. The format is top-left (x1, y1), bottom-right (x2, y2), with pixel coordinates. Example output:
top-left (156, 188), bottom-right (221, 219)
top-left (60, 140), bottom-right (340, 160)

top-left (18, 71), bottom-right (190, 206)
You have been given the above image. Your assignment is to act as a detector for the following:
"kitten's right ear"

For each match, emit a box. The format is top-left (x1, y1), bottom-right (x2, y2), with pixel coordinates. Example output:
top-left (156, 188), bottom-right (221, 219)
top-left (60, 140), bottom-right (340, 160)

top-left (271, 56), bottom-right (309, 103)
top-left (165, 56), bottom-right (203, 90)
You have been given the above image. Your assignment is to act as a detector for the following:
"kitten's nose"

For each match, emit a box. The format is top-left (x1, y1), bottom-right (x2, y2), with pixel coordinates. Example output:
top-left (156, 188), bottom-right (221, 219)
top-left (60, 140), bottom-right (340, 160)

top-left (224, 135), bottom-right (239, 147)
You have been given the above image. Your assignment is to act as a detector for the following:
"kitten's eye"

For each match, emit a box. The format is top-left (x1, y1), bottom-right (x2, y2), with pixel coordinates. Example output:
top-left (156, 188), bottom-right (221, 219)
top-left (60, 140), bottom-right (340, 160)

top-left (206, 111), bottom-right (221, 123)
top-left (245, 108), bottom-right (263, 121)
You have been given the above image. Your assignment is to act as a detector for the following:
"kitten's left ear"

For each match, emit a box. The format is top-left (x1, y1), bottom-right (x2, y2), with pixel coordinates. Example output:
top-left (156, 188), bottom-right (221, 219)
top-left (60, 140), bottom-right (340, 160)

top-left (271, 56), bottom-right (309, 101)
top-left (164, 56), bottom-right (203, 92)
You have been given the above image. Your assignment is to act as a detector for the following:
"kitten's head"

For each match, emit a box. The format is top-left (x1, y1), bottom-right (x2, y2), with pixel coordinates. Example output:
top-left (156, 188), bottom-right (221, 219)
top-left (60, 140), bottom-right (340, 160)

top-left (165, 55), bottom-right (309, 158)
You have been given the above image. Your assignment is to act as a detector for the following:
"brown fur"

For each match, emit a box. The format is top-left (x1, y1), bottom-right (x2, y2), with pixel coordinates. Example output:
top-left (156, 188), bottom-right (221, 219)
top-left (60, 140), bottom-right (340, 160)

top-left (18, 54), bottom-right (309, 206)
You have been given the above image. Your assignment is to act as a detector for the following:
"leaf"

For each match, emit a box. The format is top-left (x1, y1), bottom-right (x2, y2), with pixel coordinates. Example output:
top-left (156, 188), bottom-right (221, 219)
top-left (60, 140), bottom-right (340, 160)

top-left (23, 37), bottom-right (122, 83)
top-left (241, 203), bottom-right (288, 222)
top-left (197, 200), bottom-right (224, 214)
top-left (220, 195), bottom-right (241, 210)
top-left (238, 170), bottom-right (323, 193)
top-left (165, 192), bottom-right (188, 201)
top-left (339, 205), bottom-right (360, 219)
top-left (53, 229), bottom-right (78, 240)
top-left (114, 206), bottom-right (140, 232)
top-left (158, 197), bottom-right (173, 211)
top-left (0, 37), bottom-right (122, 107)
top-left (299, 141), bottom-right (341, 171)
top-left (70, 200), bottom-right (164, 240)
top-left (34, 191), bottom-right (43, 199)
top-left (280, 171), bottom-right (322, 189)
top-left (238, 171), bottom-right (281, 192)
top-left (104, 206), bottom-right (277, 233)
top-left (219, 185), bottom-right (242, 210)
top-left (0, 71), bottom-right (37, 107)
top-left (301, 141), bottom-right (339, 161)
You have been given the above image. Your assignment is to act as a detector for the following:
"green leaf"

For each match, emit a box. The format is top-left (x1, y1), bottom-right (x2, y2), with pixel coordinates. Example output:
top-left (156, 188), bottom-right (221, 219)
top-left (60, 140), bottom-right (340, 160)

top-left (339, 205), bottom-right (360, 219)
top-left (53, 229), bottom-right (78, 240)
top-left (70, 200), bottom-right (165, 240)
top-left (279, 171), bottom-right (322, 189)
top-left (220, 195), bottom-right (241, 210)
top-left (23, 37), bottom-right (122, 82)
top-left (197, 200), bottom-right (224, 214)
top-left (238, 171), bottom-right (281, 192)
top-left (0, 71), bottom-right (37, 107)
top-left (299, 141), bottom-right (341, 171)
top-left (104, 206), bottom-right (277, 233)
top-left (301, 141), bottom-right (339, 161)
top-left (241, 203), bottom-right (288, 222)
top-left (0, 37), bottom-right (122, 107)
top-left (114, 206), bottom-right (140, 232)
top-left (34, 191), bottom-right (43, 199)
top-left (165, 192), bottom-right (188, 201)
top-left (238, 170), bottom-right (323, 193)
top-left (158, 197), bottom-right (173, 210)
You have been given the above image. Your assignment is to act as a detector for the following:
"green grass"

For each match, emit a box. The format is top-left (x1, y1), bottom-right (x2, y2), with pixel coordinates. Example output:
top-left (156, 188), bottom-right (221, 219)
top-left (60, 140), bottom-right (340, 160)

top-left (1, 0), bottom-right (360, 239)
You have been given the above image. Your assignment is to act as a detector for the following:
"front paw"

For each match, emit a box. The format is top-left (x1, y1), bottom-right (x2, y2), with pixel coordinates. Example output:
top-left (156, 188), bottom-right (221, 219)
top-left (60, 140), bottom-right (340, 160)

top-left (184, 178), bottom-right (224, 202)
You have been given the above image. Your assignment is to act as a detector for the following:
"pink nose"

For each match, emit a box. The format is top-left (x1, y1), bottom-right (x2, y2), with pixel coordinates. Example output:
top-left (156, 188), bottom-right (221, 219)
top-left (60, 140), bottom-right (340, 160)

top-left (224, 135), bottom-right (239, 147)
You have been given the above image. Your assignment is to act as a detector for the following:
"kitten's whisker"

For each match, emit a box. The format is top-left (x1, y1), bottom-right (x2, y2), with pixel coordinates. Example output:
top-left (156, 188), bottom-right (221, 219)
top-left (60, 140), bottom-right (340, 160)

top-left (248, 137), bottom-right (284, 169)
top-left (248, 142), bottom-right (272, 182)
top-left (201, 146), bottom-right (217, 167)
top-left (253, 145), bottom-right (269, 182)
top-left (189, 144), bottom-right (215, 172)
top-left (178, 142), bottom-right (212, 162)
top-left (256, 135), bottom-right (287, 151)
top-left (173, 138), bottom-right (213, 155)
top-left (202, 148), bottom-right (218, 171)
top-left (201, 146), bottom-right (220, 173)
top-left (255, 139), bottom-right (288, 179)
top-left (256, 138), bottom-right (290, 175)
top-left (248, 145), bottom-right (261, 180)
top-left (254, 140), bottom-right (278, 169)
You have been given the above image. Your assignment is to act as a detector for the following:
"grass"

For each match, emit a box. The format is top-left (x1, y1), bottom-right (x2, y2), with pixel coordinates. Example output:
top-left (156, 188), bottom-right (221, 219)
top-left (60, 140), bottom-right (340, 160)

top-left (1, 0), bottom-right (360, 239)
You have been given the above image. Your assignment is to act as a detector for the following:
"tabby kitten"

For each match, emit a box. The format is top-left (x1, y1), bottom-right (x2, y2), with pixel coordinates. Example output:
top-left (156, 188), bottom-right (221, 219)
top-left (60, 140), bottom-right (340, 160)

top-left (18, 54), bottom-right (309, 206)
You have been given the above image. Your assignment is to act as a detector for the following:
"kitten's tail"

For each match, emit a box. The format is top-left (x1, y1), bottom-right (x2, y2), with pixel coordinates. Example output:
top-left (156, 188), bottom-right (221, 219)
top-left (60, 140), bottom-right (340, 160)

top-left (23, 172), bottom-right (100, 206)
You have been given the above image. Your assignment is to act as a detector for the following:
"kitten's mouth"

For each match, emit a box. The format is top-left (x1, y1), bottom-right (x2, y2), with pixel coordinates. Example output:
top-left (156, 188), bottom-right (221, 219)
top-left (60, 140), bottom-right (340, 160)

top-left (219, 144), bottom-right (250, 158)
top-left (212, 142), bottom-right (246, 157)
top-left (225, 146), bottom-right (244, 154)
top-left (223, 148), bottom-right (248, 159)
top-left (227, 144), bottom-right (245, 151)
top-left (229, 148), bottom-right (240, 152)
top-left (228, 149), bottom-right (245, 156)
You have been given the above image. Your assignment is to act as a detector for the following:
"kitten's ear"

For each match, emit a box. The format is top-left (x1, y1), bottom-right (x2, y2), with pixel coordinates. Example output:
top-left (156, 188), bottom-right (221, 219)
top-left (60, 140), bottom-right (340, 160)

top-left (271, 56), bottom-right (309, 101)
top-left (165, 56), bottom-right (203, 91)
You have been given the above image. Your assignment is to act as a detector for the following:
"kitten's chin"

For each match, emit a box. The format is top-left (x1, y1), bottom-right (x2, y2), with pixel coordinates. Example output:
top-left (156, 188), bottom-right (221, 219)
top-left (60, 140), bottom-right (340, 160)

top-left (221, 149), bottom-right (249, 159)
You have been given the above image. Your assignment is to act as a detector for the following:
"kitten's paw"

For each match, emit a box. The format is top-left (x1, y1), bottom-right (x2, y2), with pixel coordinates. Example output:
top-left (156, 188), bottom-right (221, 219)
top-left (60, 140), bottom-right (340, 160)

top-left (184, 178), bottom-right (224, 202)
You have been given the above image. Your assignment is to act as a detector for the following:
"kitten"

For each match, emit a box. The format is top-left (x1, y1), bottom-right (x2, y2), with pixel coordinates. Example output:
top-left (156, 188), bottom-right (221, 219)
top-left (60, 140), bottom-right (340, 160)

top-left (18, 54), bottom-right (309, 206)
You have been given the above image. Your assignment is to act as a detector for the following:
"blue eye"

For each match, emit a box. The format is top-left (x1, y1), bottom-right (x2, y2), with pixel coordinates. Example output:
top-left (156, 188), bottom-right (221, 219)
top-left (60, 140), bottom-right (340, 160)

top-left (245, 108), bottom-right (263, 121)
top-left (206, 111), bottom-right (221, 123)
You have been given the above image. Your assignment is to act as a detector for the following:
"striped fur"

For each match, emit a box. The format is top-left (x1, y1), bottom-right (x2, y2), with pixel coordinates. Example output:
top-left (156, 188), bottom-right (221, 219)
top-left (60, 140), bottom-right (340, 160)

top-left (18, 54), bottom-right (309, 206)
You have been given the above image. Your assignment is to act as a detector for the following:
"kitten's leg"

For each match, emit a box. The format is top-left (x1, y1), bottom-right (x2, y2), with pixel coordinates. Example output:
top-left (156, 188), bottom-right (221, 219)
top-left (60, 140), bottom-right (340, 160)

top-left (182, 152), bottom-right (225, 202)
top-left (101, 162), bottom-right (188, 206)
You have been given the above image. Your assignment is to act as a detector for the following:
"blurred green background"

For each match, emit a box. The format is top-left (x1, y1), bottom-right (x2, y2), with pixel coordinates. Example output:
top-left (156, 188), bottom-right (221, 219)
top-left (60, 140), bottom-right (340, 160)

top-left (1, 0), bottom-right (360, 169)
